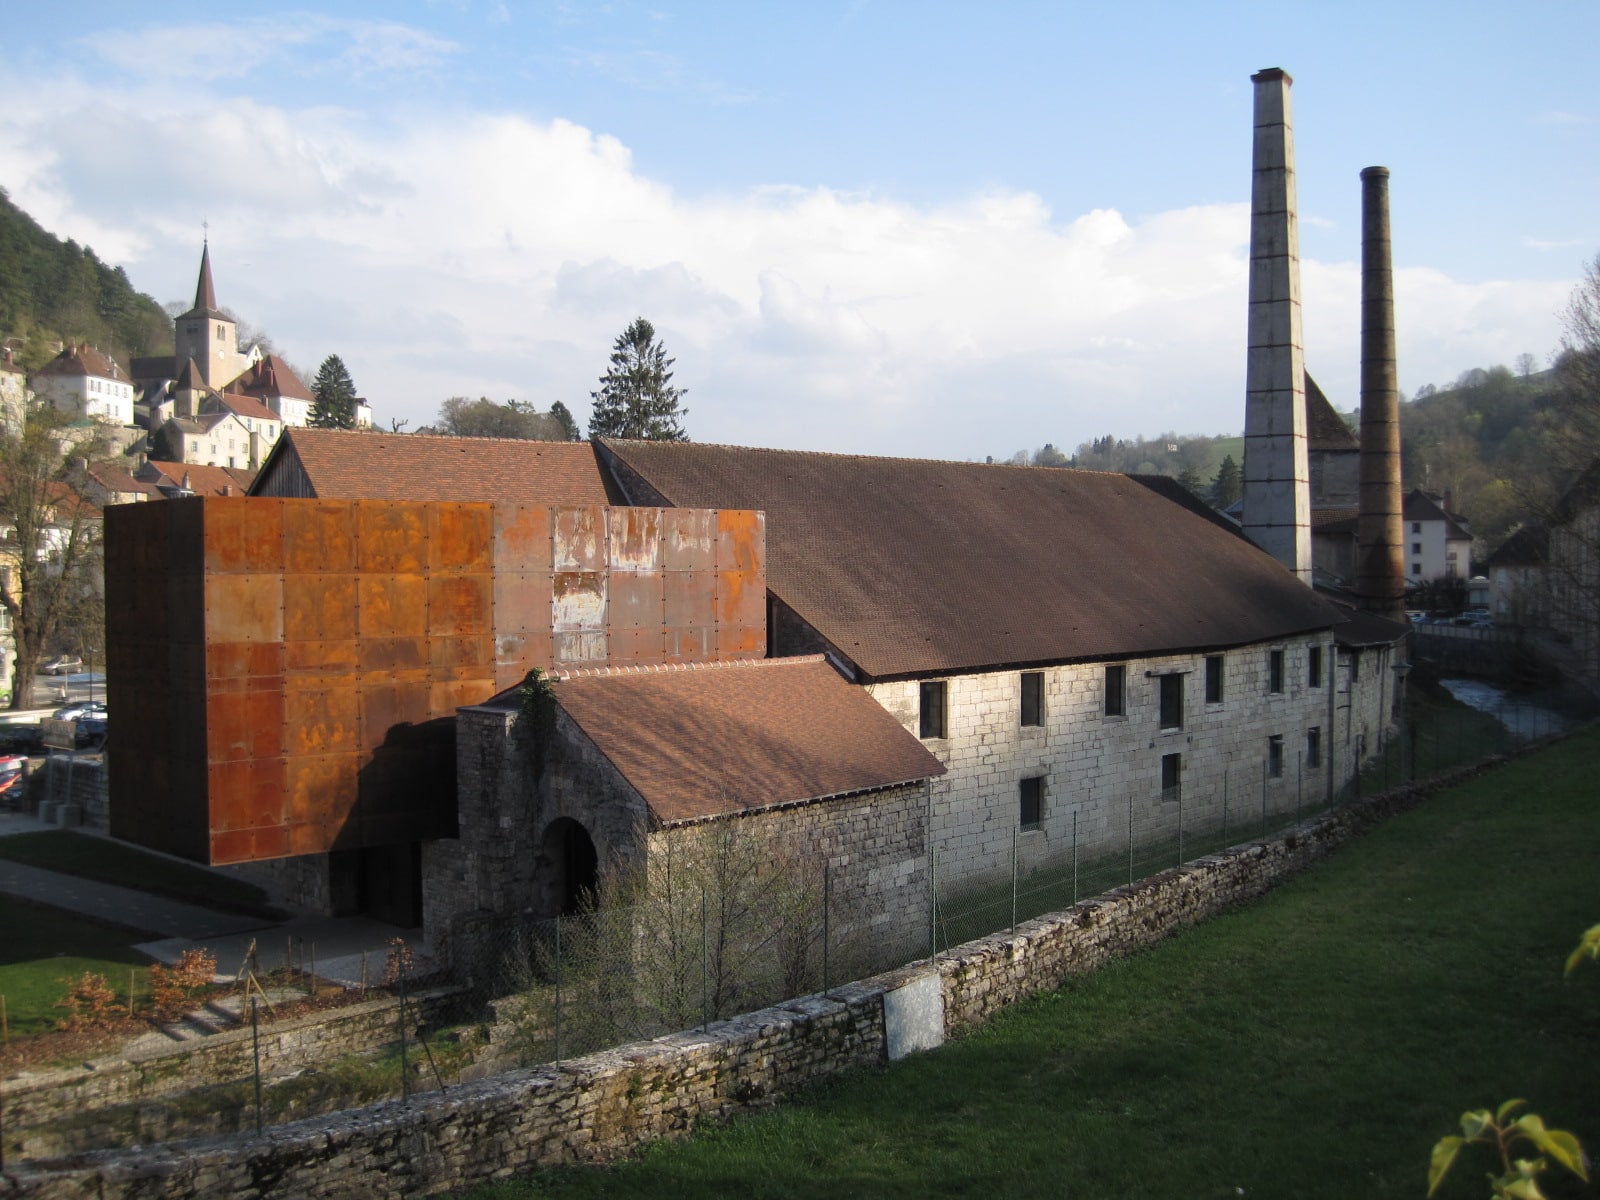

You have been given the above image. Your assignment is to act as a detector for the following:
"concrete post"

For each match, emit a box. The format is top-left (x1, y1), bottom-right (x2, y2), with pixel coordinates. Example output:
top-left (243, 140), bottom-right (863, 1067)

top-left (1356, 166), bottom-right (1407, 619)
top-left (1242, 68), bottom-right (1312, 582)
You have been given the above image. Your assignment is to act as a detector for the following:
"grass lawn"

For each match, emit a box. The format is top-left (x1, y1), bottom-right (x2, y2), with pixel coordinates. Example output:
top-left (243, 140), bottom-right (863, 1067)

top-left (0, 896), bottom-right (153, 1040)
top-left (0, 830), bottom-right (283, 918)
top-left (467, 727), bottom-right (1600, 1200)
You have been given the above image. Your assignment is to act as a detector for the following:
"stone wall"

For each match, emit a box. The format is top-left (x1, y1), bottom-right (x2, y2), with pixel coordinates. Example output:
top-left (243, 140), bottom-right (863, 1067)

top-left (3, 991), bottom-right (458, 1159)
top-left (867, 632), bottom-right (1361, 889)
top-left (37, 755), bottom-right (108, 830)
top-left (0, 758), bottom-right (1491, 1200)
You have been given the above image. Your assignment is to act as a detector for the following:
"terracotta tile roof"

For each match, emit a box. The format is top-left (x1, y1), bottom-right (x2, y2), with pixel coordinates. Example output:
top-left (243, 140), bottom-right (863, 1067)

top-left (1313, 508), bottom-right (1359, 533)
top-left (207, 391), bottom-right (282, 423)
top-left (33, 343), bottom-right (125, 381)
top-left (1329, 605), bottom-right (1410, 648)
top-left (1305, 373), bottom-right (1359, 451)
top-left (547, 656), bottom-right (946, 825)
top-left (255, 429), bottom-right (620, 504)
top-left (137, 461), bottom-right (255, 497)
top-left (87, 466), bottom-right (160, 499)
top-left (601, 439), bottom-right (1346, 679)
top-left (228, 354), bottom-right (313, 402)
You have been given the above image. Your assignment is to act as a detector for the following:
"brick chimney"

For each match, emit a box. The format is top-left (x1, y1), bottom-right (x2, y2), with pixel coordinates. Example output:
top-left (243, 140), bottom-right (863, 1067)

top-left (1241, 68), bottom-right (1311, 582)
top-left (1355, 166), bottom-right (1406, 618)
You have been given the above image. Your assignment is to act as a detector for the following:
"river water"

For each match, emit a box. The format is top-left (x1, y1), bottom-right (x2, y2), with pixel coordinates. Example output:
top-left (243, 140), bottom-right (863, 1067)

top-left (1439, 678), bottom-right (1575, 741)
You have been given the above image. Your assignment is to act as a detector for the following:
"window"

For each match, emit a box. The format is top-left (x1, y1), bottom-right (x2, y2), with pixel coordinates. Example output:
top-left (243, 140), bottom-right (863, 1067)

top-left (1308, 645), bottom-right (1322, 689)
top-left (1019, 777), bottom-right (1043, 831)
top-left (1104, 664), bottom-right (1125, 717)
top-left (1412, 522), bottom-right (1421, 534)
top-left (1307, 726), bottom-right (1322, 769)
top-left (919, 681), bottom-right (947, 739)
top-left (1158, 673), bottom-right (1184, 729)
top-left (1268, 649), bottom-right (1285, 694)
top-left (1412, 542), bottom-right (1422, 554)
top-left (1161, 752), bottom-right (1181, 802)
top-left (1020, 672), bottom-right (1044, 727)
top-left (1205, 655), bottom-right (1224, 704)
top-left (1268, 734), bottom-right (1284, 778)
top-left (1411, 563), bottom-right (1422, 576)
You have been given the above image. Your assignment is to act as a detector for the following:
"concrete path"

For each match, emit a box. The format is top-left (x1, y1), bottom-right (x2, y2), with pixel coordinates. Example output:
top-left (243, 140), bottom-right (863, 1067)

top-left (0, 809), bottom-right (431, 987)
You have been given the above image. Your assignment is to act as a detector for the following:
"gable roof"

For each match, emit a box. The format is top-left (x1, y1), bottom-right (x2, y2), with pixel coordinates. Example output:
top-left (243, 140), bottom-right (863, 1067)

top-left (227, 354), bottom-right (313, 403)
top-left (1403, 489), bottom-right (1471, 540)
top-left (600, 439), bottom-right (1344, 678)
top-left (547, 656), bottom-right (946, 825)
top-left (85, 465), bottom-right (161, 500)
top-left (252, 429), bottom-right (619, 504)
top-left (1305, 372), bottom-right (1359, 451)
top-left (34, 343), bottom-right (125, 382)
top-left (206, 391), bottom-right (282, 424)
top-left (137, 461), bottom-right (255, 497)
top-left (1483, 525), bottom-right (1547, 569)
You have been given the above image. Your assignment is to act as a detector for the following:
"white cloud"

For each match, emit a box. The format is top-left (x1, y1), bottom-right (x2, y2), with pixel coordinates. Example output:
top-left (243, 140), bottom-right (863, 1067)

top-left (0, 49), bottom-right (1576, 458)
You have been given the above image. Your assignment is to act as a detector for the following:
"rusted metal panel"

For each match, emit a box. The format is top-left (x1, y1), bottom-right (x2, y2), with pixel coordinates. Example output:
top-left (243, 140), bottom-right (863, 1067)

top-left (430, 503), bottom-right (494, 572)
top-left (357, 574), bottom-right (428, 639)
top-left (493, 571), bottom-right (553, 634)
top-left (717, 510), bottom-right (764, 573)
top-left (427, 573), bottom-right (491, 635)
top-left (717, 624), bottom-right (768, 659)
top-left (717, 570), bottom-right (767, 629)
top-left (356, 501), bottom-right (427, 573)
top-left (205, 574), bottom-right (284, 644)
top-left (430, 635), bottom-right (493, 671)
top-left (608, 571), bottom-right (664, 630)
top-left (283, 502), bottom-right (356, 573)
top-left (204, 498), bottom-right (283, 574)
top-left (285, 688), bottom-right (360, 756)
top-left (205, 641), bottom-right (287, 682)
top-left (494, 504), bottom-right (552, 571)
top-left (286, 639), bottom-right (360, 672)
top-left (665, 627), bottom-right (716, 663)
top-left (662, 508), bottom-right (717, 571)
top-left (495, 632), bottom-right (553, 673)
top-left (663, 571), bottom-right (717, 628)
top-left (607, 508), bottom-right (662, 572)
top-left (552, 571), bottom-right (607, 630)
top-left (284, 575), bottom-right (359, 642)
top-left (553, 630), bottom-right (608, 664)
top-left (609, 628), bottom-right (666, 664)
top-left (552, 507), bottom-right (605, 571)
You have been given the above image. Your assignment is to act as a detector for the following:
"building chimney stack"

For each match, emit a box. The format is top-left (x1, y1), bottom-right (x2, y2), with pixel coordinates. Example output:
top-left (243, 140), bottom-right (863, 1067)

top-left (1242, 68), bottom-right (1312, 582)
top-left (1355, 165), bottom-right (1406, 618)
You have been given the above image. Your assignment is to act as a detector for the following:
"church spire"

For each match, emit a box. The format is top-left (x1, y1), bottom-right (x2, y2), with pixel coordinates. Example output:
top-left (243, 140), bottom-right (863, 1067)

top-left (194, 239), bottom-right (217, 313)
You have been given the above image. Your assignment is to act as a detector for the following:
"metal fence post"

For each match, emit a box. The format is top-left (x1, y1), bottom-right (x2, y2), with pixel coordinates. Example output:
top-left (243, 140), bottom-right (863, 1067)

top-left (1222, 765), bottom-right (1229, 850)
top-left (822, 859), bottom-right (831, 996)
top-left (1010, 823), bottom-right (1018, 933)
top-left (251, 995), bottom-right (263, 1136)
top-left (1260, 760), bottom-right (1267, 840)
top-left (1126, 791), bottom-right (1134, 886)
top-left (554, 913), bottom-right (563, 1065)
top-left (701, 888), bottom-right (710, 1032)
top-left (1071, 809), bottom-right (1078, 904)
top-left (1295, 750), bottom-right (1302, 824)
top-left (398, 972), bottom-right (410, 1103)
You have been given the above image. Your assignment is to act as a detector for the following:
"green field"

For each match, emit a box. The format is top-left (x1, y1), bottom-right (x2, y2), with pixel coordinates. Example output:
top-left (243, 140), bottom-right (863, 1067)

top-left (467, 727), bottom-right (1600, 1200)
top-left (0, 896), bottom-right (152, 1040)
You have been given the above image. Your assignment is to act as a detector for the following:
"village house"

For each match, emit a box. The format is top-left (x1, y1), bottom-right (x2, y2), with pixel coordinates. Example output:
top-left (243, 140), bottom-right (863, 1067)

top-left (1403, 489), bottom-right (1472, 582)
top-left (30, 342), bottom-right (136, 427)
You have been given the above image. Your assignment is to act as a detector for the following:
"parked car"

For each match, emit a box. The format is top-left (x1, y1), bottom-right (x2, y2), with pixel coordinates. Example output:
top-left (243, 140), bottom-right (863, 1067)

top-left (40, 655), bottom-right (83, 676)
top-left (0, 725), bottom-right (44, 755)
top-left (52, 700), bottom-right (107, 721)
top-left (0, 754), bottom-right (24, 798)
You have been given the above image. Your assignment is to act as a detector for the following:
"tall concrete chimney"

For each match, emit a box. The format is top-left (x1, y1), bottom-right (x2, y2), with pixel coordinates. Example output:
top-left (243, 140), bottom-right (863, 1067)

top-left (1355, 166), bottom-right (1406, 618)
top-left (1242, 68), bottom-right (1311, 582)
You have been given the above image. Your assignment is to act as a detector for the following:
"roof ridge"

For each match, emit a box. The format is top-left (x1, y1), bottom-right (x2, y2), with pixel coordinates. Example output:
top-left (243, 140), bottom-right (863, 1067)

top-left (599, 436), bottom-right (1117, 476)
top-left (292, 428), bottom-right (591, 449)
top-left (552, 654), bottom-right (821, 683)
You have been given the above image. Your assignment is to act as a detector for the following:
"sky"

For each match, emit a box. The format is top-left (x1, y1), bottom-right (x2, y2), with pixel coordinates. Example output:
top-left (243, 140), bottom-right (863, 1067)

top-left (1, 2), bottom-right (1596, 461)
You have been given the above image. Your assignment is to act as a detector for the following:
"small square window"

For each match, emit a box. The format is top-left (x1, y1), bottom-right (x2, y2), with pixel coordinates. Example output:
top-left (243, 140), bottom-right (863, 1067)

top-left (1268, 734), bottom-right (1284, 778)
top-left (1019, 777), bottom-right (1043, 831)
top-left (1104, 664), bottom-right (1125, 717)
top-left (1205, 654), bottom-right (1224, 704)
top-left (1307, 726), bottom-right (1322, 769)
top-left (1161, 752), bottom-right (1181, 801)
top-left (1268, 649), bottom-right (1285, 694)
top-left (1412, 542), bottom-right (1422, 554)
top-left (1308, 646), bottom-right (1322, 689)
top-left (1020, 672), bottom-right (1043, 727)
top-left (1159, 673), bottom-right (1184, 729)
top-left (919, 681), bottom-right (947, 739)
top-left (1411, 563), bottom-right (1422, 576)
top-left (1412, 522), bottom-right (1421, 534)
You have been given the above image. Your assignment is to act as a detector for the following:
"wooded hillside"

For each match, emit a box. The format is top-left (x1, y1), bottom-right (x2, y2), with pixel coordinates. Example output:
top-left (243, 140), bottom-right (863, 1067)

top-left (0, 190), bottom-right (172, 371)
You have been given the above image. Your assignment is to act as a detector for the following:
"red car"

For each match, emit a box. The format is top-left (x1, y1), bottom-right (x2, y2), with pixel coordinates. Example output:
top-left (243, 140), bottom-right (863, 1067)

top-left (0, 755), bottom-right (25, 798)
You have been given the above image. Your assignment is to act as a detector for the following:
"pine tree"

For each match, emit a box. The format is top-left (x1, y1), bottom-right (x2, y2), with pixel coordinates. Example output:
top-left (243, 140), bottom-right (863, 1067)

top-left (310, 354), bottom-right (358, 429)
top-left (549, 400), bottom-right (582, 441)
top-left (1210, 454), bottom-right (1243, 510)
top-left (587, 318), bottom-right (688, 441)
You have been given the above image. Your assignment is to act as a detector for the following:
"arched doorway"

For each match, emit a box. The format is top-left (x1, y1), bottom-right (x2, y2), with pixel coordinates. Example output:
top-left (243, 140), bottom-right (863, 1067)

top-left (538, 817), bottom-right (598, 915)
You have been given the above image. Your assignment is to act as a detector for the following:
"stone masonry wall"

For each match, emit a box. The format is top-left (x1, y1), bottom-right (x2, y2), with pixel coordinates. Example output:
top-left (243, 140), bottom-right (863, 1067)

top-left (867, 631), bottom-right (1362, 889)
top-left (0, 756), bottom-right (1495, 1200)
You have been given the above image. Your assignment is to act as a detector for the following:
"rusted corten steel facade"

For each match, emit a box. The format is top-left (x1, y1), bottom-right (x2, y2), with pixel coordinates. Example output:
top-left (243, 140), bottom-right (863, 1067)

top-left (106, 498), bottom-right (765, 866)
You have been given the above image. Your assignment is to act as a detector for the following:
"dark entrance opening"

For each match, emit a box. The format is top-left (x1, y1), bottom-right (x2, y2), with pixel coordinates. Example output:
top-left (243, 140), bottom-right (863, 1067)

top-left (539, 818), bottom-right (599, 916)
top-left (328, 842), bottom-right (423, 927)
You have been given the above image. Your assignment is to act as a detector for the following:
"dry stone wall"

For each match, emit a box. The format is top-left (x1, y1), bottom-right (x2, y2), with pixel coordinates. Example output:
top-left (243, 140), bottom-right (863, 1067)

top-left (0, 758), bottom-right (1495, 1200)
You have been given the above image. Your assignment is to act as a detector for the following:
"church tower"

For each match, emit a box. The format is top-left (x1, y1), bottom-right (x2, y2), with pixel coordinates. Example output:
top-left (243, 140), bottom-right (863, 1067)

top-left (173, 241), bottom-right (247, 389)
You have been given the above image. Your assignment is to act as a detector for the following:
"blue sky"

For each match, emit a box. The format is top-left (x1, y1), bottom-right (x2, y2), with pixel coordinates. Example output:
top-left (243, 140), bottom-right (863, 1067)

top-left (2, 1), bottom-right (1596, 458)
